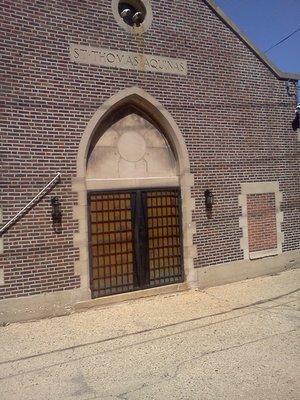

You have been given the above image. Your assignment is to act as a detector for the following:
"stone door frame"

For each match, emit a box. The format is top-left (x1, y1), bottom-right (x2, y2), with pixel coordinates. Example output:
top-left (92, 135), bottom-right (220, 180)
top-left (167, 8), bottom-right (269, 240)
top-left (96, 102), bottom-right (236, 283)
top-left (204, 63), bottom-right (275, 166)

top-left (72, 87), bottom-right (197, 299)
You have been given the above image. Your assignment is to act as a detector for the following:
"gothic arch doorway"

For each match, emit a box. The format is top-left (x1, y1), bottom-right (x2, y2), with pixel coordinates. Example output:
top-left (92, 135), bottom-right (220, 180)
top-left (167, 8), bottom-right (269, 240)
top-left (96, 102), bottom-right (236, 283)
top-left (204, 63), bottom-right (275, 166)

top-left (73, 88), bottom-right (196, 300)
top-left (87, 110), bottom-right (183, 297)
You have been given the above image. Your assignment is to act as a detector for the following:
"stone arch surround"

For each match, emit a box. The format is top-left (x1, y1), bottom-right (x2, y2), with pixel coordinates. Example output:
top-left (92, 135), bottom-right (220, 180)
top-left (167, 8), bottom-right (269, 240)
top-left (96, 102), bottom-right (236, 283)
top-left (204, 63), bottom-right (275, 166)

top-left (72, 87), bottom-right (197, 298)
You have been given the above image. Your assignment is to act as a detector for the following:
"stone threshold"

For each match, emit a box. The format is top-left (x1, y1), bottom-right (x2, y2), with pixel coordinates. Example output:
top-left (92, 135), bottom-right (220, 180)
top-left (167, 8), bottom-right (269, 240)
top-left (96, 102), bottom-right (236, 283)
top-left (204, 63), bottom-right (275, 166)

top-left (74, 282), bottom-right (189, 311)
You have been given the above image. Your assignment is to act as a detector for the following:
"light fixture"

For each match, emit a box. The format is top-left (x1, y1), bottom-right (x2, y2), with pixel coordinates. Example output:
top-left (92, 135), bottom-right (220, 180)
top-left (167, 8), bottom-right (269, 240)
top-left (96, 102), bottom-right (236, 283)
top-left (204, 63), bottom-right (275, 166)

top-left (286, 80), bottom-right (300, 131)
top-left (204, 190), bottom-right (214, 219)
top-left (292, 106), bottom-right (300, 131)
top-left (51, 196), bottom-right (62, 233)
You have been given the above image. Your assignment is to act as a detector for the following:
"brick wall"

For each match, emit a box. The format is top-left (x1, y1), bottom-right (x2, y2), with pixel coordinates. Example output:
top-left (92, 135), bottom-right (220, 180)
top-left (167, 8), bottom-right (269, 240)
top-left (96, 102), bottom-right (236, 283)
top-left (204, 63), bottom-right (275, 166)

top-left (247, 193), bottom-right (277, 253)
top-left (0, 0), bottom-right (299, 299)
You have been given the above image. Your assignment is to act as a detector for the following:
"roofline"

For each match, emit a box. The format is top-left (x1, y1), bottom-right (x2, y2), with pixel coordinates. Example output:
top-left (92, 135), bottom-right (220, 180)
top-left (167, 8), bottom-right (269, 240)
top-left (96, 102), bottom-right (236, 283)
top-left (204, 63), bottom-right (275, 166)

top-left (203, 0), bottom-right (300, 81)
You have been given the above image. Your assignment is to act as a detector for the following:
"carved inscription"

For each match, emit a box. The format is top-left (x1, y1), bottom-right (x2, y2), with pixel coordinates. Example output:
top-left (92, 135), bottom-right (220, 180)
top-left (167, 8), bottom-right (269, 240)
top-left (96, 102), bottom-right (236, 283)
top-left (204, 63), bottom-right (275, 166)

top-left (70, 44), bottom-right (187, 76)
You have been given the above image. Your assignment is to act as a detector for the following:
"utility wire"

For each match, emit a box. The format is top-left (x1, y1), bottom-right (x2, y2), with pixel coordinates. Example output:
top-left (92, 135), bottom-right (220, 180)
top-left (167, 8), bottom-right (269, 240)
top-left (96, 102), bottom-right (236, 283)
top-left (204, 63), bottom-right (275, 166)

top-left (264, 27), bottom-right (300, 53)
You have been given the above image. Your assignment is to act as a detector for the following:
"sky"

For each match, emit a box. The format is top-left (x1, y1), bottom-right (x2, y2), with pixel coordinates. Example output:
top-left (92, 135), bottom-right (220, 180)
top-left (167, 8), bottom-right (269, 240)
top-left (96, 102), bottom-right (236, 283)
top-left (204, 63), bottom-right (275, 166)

top-left (214, 0), bottom-right (300, 74)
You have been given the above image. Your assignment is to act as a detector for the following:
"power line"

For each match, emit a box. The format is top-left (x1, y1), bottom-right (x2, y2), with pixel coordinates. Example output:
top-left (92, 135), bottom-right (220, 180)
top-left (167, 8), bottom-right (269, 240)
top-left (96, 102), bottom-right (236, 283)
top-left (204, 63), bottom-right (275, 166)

top-left (264, 27), bottom-right (300, 53)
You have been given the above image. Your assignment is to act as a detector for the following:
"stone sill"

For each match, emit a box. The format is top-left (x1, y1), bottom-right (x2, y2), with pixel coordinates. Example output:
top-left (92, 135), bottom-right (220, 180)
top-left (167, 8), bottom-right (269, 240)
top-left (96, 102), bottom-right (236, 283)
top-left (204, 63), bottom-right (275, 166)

top-left (249, 248), bottom-right (278, 260)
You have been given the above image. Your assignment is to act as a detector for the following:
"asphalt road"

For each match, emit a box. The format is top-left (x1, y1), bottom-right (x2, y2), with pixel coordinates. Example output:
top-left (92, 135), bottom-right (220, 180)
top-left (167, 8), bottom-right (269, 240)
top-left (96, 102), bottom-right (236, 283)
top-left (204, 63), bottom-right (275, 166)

top-left (0, 268), bottom-right (299, 399)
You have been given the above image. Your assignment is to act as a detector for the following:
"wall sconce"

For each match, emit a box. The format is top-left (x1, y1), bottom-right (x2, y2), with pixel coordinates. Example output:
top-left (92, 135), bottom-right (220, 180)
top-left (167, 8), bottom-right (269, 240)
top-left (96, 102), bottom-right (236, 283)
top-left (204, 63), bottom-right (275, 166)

top-left (204, 190), bottom-right (214, 219)
top-left (292, 105), bottom-right (300, 131)
top-left (51, 196), bottom-right (62, 233)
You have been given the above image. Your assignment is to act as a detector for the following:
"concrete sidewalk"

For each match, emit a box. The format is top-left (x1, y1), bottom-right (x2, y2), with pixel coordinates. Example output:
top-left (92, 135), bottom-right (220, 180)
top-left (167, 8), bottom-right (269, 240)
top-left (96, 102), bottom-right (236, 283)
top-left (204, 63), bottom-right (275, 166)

top-left (0, 268), bottom-right (299, 400)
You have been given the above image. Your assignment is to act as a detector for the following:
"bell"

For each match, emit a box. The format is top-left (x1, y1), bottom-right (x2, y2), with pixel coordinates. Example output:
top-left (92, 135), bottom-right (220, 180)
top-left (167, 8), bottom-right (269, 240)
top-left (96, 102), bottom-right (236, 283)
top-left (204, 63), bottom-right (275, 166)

top-left (132, 11), bottom-right (142, 26)
top-left (120, 8), bottom-right (131, 19)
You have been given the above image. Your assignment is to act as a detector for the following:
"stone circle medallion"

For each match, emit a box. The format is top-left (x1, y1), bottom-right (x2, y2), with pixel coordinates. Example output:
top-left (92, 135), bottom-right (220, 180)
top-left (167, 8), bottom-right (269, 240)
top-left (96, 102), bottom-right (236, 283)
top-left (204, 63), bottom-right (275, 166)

top-left (117, 131), bottom-right (146, 162)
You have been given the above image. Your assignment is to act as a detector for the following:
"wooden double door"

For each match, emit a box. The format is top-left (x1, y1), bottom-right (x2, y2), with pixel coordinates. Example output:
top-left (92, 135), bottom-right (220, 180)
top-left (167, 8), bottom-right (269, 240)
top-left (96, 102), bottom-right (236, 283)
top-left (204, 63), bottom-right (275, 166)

top-left (89, 188), bottom-right (184, 298)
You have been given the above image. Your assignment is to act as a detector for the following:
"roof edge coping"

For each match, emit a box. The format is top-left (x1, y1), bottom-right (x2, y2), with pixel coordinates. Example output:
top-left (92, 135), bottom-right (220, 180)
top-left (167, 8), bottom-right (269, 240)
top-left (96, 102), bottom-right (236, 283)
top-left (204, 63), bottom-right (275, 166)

top-left (203, 0), bottom-right (300, 81)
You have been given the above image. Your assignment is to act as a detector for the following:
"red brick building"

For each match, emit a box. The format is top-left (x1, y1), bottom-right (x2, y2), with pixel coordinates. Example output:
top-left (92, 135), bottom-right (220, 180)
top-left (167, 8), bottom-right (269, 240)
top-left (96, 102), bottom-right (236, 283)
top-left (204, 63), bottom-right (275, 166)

top-left (1, 0), bottom-right (299, 323)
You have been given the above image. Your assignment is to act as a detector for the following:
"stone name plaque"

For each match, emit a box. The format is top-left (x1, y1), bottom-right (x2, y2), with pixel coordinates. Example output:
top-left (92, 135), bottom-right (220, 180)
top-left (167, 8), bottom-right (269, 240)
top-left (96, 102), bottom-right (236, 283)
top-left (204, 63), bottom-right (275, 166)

top-left (70, 44), bottom-right (187, 76)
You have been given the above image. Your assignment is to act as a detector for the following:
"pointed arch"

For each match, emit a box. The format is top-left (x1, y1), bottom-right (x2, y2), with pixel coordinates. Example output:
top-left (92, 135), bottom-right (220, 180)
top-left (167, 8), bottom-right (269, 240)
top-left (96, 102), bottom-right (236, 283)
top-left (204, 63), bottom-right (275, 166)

top-left (77, 87), bottom-right (190, 179)
top-left (72, 88), bottom-right (197, 300)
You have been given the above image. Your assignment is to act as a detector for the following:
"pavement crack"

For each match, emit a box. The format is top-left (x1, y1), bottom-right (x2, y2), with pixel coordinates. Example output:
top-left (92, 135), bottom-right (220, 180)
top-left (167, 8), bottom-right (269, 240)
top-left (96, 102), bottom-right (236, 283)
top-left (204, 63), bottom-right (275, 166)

top-left (106, 328), bottom-right (299, 399)
top-left (0, 307), bottom-right (269, 382)
top-left (1, 288), bottom-right (298, 368)
top-left (1, 300), bottom-right (298, 383)
top-left (168, 328), bottom-right (299, 380)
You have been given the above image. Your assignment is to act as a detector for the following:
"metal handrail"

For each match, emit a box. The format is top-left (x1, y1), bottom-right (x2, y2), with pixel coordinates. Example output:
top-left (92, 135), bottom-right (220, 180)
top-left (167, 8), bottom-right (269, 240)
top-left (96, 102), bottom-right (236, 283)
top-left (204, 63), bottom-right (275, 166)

top-left (0, 173), bottom-right (61, 236)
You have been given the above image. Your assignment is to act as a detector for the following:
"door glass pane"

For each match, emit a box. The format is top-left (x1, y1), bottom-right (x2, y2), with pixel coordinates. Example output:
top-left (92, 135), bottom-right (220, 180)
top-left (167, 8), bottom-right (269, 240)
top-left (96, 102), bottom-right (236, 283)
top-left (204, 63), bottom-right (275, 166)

top-left (146, 190), bottom-right (183, 286)
top-left (89, 193), bottom-right (134, 297)
top-left (89, 189), bottom-right (183, 298)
